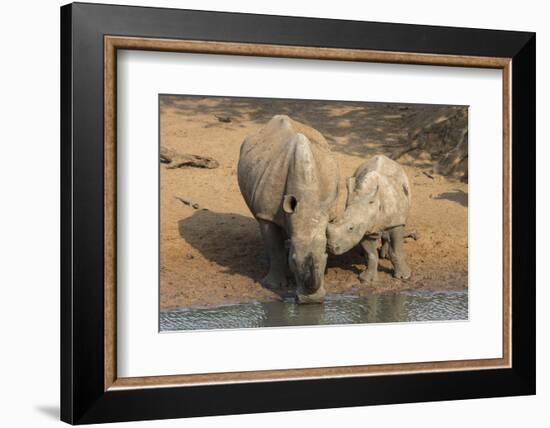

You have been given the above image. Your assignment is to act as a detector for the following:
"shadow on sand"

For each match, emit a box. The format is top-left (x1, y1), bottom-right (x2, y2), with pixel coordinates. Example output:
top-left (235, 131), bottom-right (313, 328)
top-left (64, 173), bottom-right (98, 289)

top-left (162, 95), bottom-right (469, 184)
top-left (178, 209), bottom-right (299, 298)
top-left (178, 209), bottom-right (374, 293)
top-left (178, 210), bottom-right (265, 281)
top-left (161, 95), bottom-right (413, 159)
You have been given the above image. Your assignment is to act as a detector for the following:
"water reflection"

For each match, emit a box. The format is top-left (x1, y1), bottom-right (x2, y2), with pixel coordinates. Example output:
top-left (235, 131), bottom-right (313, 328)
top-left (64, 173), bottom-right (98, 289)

top-left (160, 291), bottom-right (468, 332)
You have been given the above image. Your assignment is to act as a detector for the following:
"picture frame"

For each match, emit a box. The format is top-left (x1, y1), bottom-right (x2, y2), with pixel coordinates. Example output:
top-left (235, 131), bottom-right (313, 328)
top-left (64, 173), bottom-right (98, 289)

top-left (60, 2), bottom-right (535, 424)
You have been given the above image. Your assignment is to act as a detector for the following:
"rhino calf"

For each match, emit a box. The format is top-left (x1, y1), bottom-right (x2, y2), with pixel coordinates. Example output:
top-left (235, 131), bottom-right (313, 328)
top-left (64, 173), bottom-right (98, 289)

top-left (327, 155), bottom-right (411, 283)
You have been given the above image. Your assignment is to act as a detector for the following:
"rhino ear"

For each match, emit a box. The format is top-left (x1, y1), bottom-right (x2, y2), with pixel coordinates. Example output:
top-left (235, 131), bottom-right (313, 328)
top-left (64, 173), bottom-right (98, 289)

top-left (283, 194), bottom-right (299, 214)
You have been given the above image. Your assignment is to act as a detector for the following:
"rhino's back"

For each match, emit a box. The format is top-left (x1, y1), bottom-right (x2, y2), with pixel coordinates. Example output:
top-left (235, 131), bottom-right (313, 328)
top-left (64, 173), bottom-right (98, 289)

top-left (237, 115), bottom-right (338, 225)
top-left (354, 155), bottom-right (411, 229)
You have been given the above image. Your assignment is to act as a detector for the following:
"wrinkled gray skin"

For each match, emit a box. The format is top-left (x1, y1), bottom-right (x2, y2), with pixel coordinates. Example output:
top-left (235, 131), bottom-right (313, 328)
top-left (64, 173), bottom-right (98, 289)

top-left (238, 115), bottom-right (339, 303)
top-left (327, 155), bottom-right (411, 283)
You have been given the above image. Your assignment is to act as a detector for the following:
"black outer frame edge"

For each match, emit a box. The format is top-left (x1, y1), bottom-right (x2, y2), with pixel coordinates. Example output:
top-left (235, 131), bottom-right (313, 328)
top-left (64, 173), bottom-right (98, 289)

top-left (510, 34), bottom-right (536, 391)
top-left (70, 1), bottom-right (533, 57)
top-left (60, 4), bottom-right (74, 425)
top-left (60, 2), bottom-right (536, 424)
top-left (79, 370), bottom-right (531, 425)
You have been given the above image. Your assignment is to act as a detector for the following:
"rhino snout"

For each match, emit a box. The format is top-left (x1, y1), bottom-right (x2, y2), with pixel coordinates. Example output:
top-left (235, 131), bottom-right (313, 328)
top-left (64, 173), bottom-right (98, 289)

top-left (327, 242), bottom-right (344, 255)
top-left (291, 252), bottom-right (326, 292)
top-left (293, 257), bottom-right (313, 286)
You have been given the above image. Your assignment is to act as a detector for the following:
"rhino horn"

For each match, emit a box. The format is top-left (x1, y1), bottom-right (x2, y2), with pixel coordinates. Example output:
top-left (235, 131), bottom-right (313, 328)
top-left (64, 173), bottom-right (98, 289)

top-left (288, 133), bottom-right (320, 198)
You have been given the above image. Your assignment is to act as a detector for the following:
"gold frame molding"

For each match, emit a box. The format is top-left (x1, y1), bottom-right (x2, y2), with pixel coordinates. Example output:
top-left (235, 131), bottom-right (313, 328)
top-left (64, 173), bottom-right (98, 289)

top-left (104, 35), bottom-right (512, 391)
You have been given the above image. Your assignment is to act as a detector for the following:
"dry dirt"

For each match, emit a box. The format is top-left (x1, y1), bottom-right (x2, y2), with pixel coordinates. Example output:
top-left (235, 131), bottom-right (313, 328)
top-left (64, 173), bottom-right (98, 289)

top-left (160, 96), bottom-right (468, 311)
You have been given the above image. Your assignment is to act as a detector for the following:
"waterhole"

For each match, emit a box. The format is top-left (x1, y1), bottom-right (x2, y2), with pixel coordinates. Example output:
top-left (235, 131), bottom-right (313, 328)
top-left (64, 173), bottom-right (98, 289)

top-left (160, 291), bottom-right (468, 332)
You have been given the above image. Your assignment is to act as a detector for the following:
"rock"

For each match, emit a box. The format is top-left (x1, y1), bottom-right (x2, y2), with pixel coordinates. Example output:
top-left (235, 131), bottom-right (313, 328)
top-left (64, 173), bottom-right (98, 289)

top-left (160, 147), bottom-right (219, 169)
top-left (216, 115), bottom-right (232, 123)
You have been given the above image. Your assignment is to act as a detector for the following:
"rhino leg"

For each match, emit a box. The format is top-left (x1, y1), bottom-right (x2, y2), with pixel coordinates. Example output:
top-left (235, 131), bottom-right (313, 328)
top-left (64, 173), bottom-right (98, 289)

top-left (379, 232), bottom-right (391, 260)
top-left (258, 219), bottom-right (289, 291)
top-left (359, 237), bottom-right (379, 284)
top-left (389, 225), bottom-right (411, 280)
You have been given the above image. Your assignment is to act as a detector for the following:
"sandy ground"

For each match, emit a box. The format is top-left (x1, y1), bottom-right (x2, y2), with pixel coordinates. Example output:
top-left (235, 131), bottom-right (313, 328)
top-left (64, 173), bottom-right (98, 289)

top-left (160, 96), bottom-right (468, 311)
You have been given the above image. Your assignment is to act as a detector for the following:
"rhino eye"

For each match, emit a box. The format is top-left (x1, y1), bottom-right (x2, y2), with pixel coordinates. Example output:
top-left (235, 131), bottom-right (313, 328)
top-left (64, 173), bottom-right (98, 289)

top-left (348, 226), bottom-right (354, 232)
top-left (369, 200), bottom-right (375, 205)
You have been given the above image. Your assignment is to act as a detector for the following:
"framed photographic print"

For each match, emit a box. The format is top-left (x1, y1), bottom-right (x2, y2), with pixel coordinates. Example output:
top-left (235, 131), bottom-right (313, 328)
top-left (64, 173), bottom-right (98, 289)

top-left (60, 2), bottom-right (535, 424)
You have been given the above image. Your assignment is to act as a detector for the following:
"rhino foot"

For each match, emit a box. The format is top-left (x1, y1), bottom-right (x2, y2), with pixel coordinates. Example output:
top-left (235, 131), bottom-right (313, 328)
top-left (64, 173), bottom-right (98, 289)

top-left (359, 269), bottom-right (378, 284)
top-left (393, 264), bottom-right (411, 280)
top-left (296, 286), bottom-right (326, 304)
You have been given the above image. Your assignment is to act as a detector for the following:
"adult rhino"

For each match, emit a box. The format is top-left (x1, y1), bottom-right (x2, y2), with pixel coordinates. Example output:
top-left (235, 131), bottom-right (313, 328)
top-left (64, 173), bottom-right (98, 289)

top-left (238, 115), bottom-right (339, 303)
top-left (327, 155), bottom-right (411, 283)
